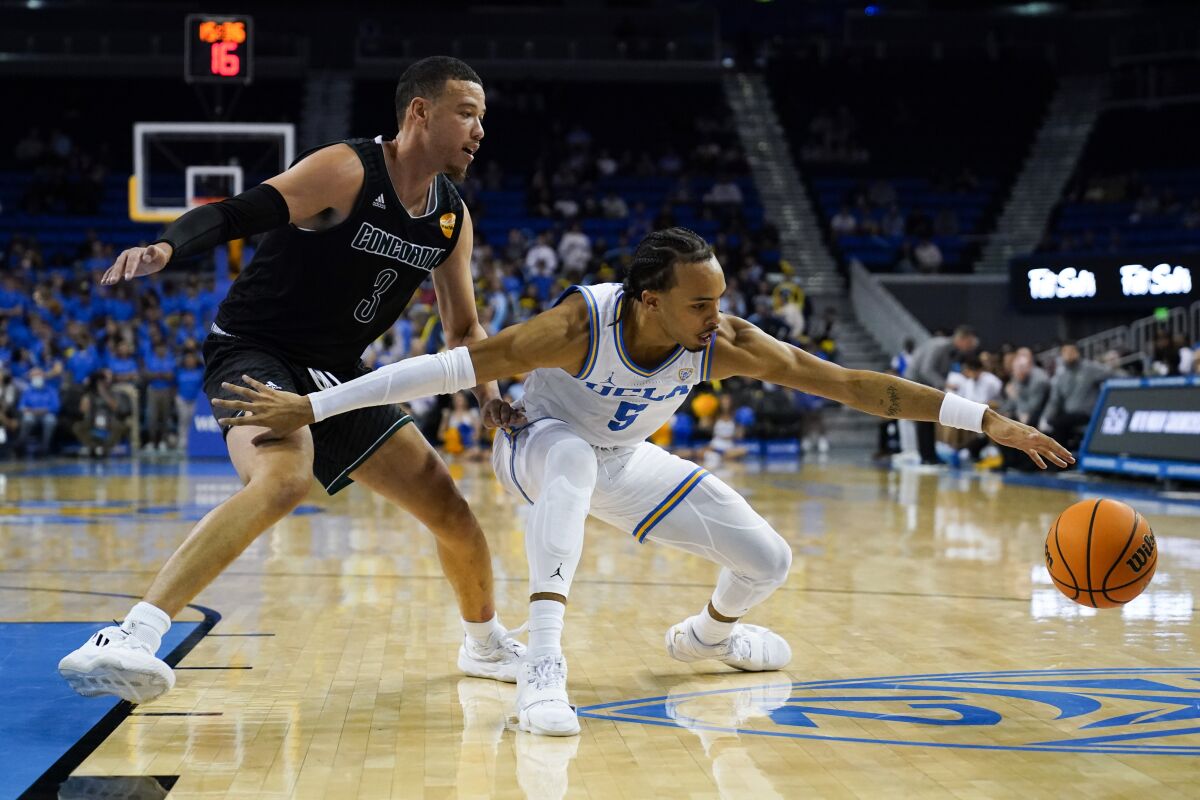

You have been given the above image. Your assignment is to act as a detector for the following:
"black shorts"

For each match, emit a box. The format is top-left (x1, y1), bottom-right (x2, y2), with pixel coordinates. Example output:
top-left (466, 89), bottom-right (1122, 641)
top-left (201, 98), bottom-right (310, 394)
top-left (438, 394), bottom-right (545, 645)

top-left (202, 330), bottom-right (413, 495)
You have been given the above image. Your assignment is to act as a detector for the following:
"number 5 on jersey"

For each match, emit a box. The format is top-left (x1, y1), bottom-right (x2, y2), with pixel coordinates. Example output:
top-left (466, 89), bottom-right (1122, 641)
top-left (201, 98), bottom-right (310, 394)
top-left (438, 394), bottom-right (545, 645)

top-left (609, 400), bottom-right (648, 432)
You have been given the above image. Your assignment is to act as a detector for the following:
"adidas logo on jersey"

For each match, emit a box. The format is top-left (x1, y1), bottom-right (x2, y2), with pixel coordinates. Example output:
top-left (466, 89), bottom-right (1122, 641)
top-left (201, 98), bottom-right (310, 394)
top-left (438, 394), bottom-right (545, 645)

top-left (372, 194), bottom-right (387, 210)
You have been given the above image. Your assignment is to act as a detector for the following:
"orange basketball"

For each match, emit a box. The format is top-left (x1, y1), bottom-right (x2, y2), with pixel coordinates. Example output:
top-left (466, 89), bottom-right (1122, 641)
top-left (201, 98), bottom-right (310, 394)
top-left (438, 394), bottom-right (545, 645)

top-left (1044, 499), bottom-right (1157, 608)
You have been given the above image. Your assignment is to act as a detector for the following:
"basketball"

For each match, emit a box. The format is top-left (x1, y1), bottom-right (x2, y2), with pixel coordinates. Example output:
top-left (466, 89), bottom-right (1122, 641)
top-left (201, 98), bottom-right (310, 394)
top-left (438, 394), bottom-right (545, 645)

top-left (1045, 499), bottom-right (1157, 608)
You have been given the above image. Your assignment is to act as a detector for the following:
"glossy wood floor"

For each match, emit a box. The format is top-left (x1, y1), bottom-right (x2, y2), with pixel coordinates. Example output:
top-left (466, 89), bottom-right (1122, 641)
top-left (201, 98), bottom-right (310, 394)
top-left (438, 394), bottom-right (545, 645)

top-left (2, 455), bottom-right (1198, 799)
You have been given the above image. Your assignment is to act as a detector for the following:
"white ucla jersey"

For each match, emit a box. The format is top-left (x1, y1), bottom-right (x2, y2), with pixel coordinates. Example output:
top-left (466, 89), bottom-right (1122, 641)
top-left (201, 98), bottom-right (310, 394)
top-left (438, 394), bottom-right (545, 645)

top-left (520, 283), bottom-right (716, 446)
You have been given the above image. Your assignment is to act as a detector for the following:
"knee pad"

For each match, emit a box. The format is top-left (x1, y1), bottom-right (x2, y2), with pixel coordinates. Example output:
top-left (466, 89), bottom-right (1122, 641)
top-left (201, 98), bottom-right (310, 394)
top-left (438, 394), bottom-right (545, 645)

top-left (526, 438), bottom-right (597, 597)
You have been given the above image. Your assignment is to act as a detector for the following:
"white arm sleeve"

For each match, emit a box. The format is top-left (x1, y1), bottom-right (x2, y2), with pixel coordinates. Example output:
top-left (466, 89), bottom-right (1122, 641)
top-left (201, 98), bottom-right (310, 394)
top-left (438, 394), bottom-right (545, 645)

top-left (308, 347), bottom-right (477, 423)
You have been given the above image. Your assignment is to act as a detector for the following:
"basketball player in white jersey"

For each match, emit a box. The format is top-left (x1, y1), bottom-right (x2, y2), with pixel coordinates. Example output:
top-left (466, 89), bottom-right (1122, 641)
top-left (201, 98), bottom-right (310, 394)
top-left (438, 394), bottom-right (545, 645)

top-left (215, 228), bottom-right (1074, 737)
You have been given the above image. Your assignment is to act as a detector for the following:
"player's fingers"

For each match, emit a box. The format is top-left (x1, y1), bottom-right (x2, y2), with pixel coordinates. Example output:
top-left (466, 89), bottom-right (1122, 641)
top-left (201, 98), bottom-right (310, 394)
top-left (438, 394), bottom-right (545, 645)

top-left (1027, 449), bottom-right (1048, 469)
top-left (212, 398), bottom-right (253, 412)
top-left (104, 253), bottom-right (128, 284)
top-left (124, 249), bottom-right (144, 280)
top-left (511, 410), bottom-right (527, 426)
top-left (241, 374), bottom-right (272, 392)
top-left (219, 412), bottom-right (255, 426)
top-left (220, 381), bottom-right (260, 399)
top-left (1044, 450), bottom-right (1070, 468)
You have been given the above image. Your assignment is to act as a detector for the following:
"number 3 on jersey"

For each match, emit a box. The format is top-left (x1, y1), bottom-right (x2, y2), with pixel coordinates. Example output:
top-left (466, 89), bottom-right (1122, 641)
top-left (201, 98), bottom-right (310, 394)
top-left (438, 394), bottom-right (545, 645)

top-left (355, 268), bottom-right (398, 323)
top-left (608, 400), bottom-right (648, 432)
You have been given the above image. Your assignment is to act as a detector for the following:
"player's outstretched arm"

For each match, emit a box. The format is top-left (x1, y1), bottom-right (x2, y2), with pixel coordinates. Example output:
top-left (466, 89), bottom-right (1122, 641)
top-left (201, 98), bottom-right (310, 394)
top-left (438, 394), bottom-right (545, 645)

top-left (715, 316), bottom-right (1075, 470)
top-left (213, 295), bottom-right (590, 439)
top-left (101, 145), bottom-right (362, 285)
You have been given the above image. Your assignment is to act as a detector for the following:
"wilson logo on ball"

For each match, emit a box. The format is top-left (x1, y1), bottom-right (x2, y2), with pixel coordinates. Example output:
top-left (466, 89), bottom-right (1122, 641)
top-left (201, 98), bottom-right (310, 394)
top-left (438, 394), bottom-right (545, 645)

top-left (1126, 532), bottom-right (1156, 573)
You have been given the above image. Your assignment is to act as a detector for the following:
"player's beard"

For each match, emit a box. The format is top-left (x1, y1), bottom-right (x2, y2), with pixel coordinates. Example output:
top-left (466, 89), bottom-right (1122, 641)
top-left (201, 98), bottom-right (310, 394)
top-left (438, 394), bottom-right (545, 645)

top-left (446, 160), bottom-right (469, 183)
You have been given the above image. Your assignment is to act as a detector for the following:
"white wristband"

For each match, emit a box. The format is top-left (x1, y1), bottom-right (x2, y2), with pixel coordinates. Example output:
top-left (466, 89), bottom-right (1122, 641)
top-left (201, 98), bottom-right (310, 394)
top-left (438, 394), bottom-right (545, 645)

top-left (309, 346), bottom-right (477, 423)
top-left (939, 392), bottom-right (987, 433)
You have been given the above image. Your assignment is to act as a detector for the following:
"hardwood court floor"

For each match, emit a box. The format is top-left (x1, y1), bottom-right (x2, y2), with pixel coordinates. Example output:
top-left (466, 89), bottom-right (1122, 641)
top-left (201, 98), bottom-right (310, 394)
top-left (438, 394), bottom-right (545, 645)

top-left (1, 456), bottom-right (1198, 799)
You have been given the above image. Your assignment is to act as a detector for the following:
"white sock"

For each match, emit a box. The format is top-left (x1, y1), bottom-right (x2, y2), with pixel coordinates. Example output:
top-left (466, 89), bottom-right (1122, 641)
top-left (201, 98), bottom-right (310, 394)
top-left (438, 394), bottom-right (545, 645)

top-left (528, 599), bottom-right (565, 659)
top-left (121, 601), bottom-right (171, 653)
top-left (689, 605), bottom-right (735, 646)
top-left (462, 614), bottom-right (503, 645)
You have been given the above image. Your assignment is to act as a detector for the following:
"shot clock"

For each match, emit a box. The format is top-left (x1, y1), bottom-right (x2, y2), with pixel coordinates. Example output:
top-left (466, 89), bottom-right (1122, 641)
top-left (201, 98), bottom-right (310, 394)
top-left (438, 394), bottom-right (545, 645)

top-left (185, 14), bottom-right (254, 85)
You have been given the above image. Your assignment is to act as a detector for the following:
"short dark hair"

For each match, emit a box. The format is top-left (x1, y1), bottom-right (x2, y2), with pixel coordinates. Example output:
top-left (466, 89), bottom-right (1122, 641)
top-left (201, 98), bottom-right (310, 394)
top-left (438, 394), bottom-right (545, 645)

top-left (1060, 339), bottom-right (1079, 350)
top-left (953, 325), bottom-right (977, 339)
top-left (962, 355), bottom-right (984, 371)
top-left (395, 56), bottom-right (482, 129)
top-left (622, 227), bottom-right (714, 304)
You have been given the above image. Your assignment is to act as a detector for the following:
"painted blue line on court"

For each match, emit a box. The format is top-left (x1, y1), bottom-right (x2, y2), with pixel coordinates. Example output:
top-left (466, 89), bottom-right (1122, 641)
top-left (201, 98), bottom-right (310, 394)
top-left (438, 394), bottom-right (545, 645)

top-left (0, 622), bottom-right (198, 798)
top-left (576, 668), bottom-right (1200, 756)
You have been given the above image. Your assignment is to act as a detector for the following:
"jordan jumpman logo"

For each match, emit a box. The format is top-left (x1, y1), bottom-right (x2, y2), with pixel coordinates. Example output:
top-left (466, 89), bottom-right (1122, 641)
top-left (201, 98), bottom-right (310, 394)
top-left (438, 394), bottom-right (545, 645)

top-left (550, 563), bottom-right (565, 581)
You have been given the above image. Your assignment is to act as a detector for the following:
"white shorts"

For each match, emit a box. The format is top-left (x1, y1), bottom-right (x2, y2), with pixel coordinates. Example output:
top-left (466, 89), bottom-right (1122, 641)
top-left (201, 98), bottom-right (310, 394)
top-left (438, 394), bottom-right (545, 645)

top-left (494, 418), bottom-right (742, 544)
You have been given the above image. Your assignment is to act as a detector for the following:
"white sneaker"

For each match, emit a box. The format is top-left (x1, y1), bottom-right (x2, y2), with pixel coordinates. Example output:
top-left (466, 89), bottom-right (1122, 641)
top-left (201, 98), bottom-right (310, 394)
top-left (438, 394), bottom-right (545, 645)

top-left (458, 624), bottom-right (526, 683)
top-left (665, 620), bottom-right (792, 672)
top-left (515, 654), bottom-right (580, 736)
top-left (58, 626), bottom-right (175, 704)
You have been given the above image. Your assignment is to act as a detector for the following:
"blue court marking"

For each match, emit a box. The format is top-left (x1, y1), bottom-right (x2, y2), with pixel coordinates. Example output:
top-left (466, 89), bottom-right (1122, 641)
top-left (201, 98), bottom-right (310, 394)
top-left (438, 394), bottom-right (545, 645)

top-left (576, 667), bottom-right (1200, 755)
top-left (0, 621), bottom-right (199, 798)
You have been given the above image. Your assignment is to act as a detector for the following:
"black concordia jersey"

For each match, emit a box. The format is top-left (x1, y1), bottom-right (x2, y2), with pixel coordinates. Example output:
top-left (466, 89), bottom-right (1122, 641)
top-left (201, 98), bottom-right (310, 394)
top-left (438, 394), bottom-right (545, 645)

top-left (214, 136), bottom-right (464, 369)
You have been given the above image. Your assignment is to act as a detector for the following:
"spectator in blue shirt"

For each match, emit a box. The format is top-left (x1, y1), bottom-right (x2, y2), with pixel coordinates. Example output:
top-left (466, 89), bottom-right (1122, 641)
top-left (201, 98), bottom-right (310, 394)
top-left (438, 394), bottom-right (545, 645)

top-left (17, 367), bottom-right (60, 455)
top-left (0, 330), bottom-right (13, 367)
top-left (175, 350), bottom-right (204, 452)
top-left (143, 341), bottom-right (176, 451)
top-left (104, 285), bottom-right (136, 323)
top-left (106, 339), bottom-right (141, 448)
top-left (67, 333), bottom-right (101, 386)
top-left (0, 275), bottom-right (27, 321)
top-left (105, 340), bottom-right (139, 384)
top-left (173, 311), bottom-right (206, 350)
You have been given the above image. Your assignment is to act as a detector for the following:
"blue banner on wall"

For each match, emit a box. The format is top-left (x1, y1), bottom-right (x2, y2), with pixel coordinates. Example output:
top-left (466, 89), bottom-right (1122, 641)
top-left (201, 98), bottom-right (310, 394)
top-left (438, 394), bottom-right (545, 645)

top-left (188, 393), bottom-right (229, 459)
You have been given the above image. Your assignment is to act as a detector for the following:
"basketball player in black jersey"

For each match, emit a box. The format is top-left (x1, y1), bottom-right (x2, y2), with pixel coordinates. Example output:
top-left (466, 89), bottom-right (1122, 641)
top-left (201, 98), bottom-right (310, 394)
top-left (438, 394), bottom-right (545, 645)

top-left (58, 57), bottom-right (526, 703)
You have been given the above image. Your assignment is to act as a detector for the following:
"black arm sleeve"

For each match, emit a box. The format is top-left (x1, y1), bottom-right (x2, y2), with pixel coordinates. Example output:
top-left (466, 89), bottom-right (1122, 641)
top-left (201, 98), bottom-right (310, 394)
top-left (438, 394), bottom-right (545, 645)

top-left (154, 183), bottom-right (290, 261)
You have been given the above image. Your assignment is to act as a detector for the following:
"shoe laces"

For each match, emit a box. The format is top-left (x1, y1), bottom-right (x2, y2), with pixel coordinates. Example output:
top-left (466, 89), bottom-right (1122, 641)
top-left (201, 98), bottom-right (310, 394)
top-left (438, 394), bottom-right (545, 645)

top-left (529, 655), bottom-right (567, 691)
top-left (493, 621), bottom-right (528, 656)
top-left (726, 627), bottom-right (753, 663)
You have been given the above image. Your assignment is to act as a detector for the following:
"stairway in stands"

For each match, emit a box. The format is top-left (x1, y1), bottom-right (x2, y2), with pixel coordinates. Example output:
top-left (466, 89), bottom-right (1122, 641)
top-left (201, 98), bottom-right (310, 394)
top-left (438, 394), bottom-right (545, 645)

top-left (723, 72), bottom-right (888, 448)
top-left (975, 74), bottom-right (1107, 273)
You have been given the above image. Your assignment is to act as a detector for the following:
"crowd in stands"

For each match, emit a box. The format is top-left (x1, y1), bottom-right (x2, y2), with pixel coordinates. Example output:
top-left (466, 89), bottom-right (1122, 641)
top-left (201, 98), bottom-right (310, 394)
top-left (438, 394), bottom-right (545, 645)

top-left (882, 324), bottom-right (1200, 471)
top-left (1042, 105), bottom-right (1200, 257)
top-left (0, 101), bottom-right (846, 461)
top-left (0, 237), bottom-right (213, 458)
top-left (1040, 169), bottom-right (1200, 256)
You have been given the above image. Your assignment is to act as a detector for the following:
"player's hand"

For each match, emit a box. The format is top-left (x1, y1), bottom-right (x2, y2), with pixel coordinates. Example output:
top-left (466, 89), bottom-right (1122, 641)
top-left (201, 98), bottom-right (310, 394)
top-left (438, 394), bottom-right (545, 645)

top-left (982, 410), bottom-right (1075, 469)
top-left (481, 397), bottom-right (526, 429)
top-left (213, 375), bottom-right (316, 442)
top-left (100, 243), bottom-right (173, 285)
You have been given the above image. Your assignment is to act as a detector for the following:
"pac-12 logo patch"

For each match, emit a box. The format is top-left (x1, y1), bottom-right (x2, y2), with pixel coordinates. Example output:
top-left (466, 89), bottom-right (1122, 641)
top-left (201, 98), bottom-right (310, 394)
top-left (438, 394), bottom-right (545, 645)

top-left (439, 212), bottom-right (457, 239)
top-left (678, 368), bottom-right (694, 382)
top-left (577, 668), bottom-right (1200, 755)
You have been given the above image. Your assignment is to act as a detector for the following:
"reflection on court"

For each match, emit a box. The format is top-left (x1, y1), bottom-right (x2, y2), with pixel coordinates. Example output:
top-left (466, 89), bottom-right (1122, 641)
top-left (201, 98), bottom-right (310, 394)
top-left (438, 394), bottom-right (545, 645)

top-left (1, 457), bottom-right (1197, 797)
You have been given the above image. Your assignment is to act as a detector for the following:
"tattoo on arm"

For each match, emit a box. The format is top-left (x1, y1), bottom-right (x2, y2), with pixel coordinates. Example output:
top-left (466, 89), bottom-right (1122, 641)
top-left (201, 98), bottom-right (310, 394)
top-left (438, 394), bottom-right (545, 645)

top-left (886, 385), bottom-right (901, 417)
